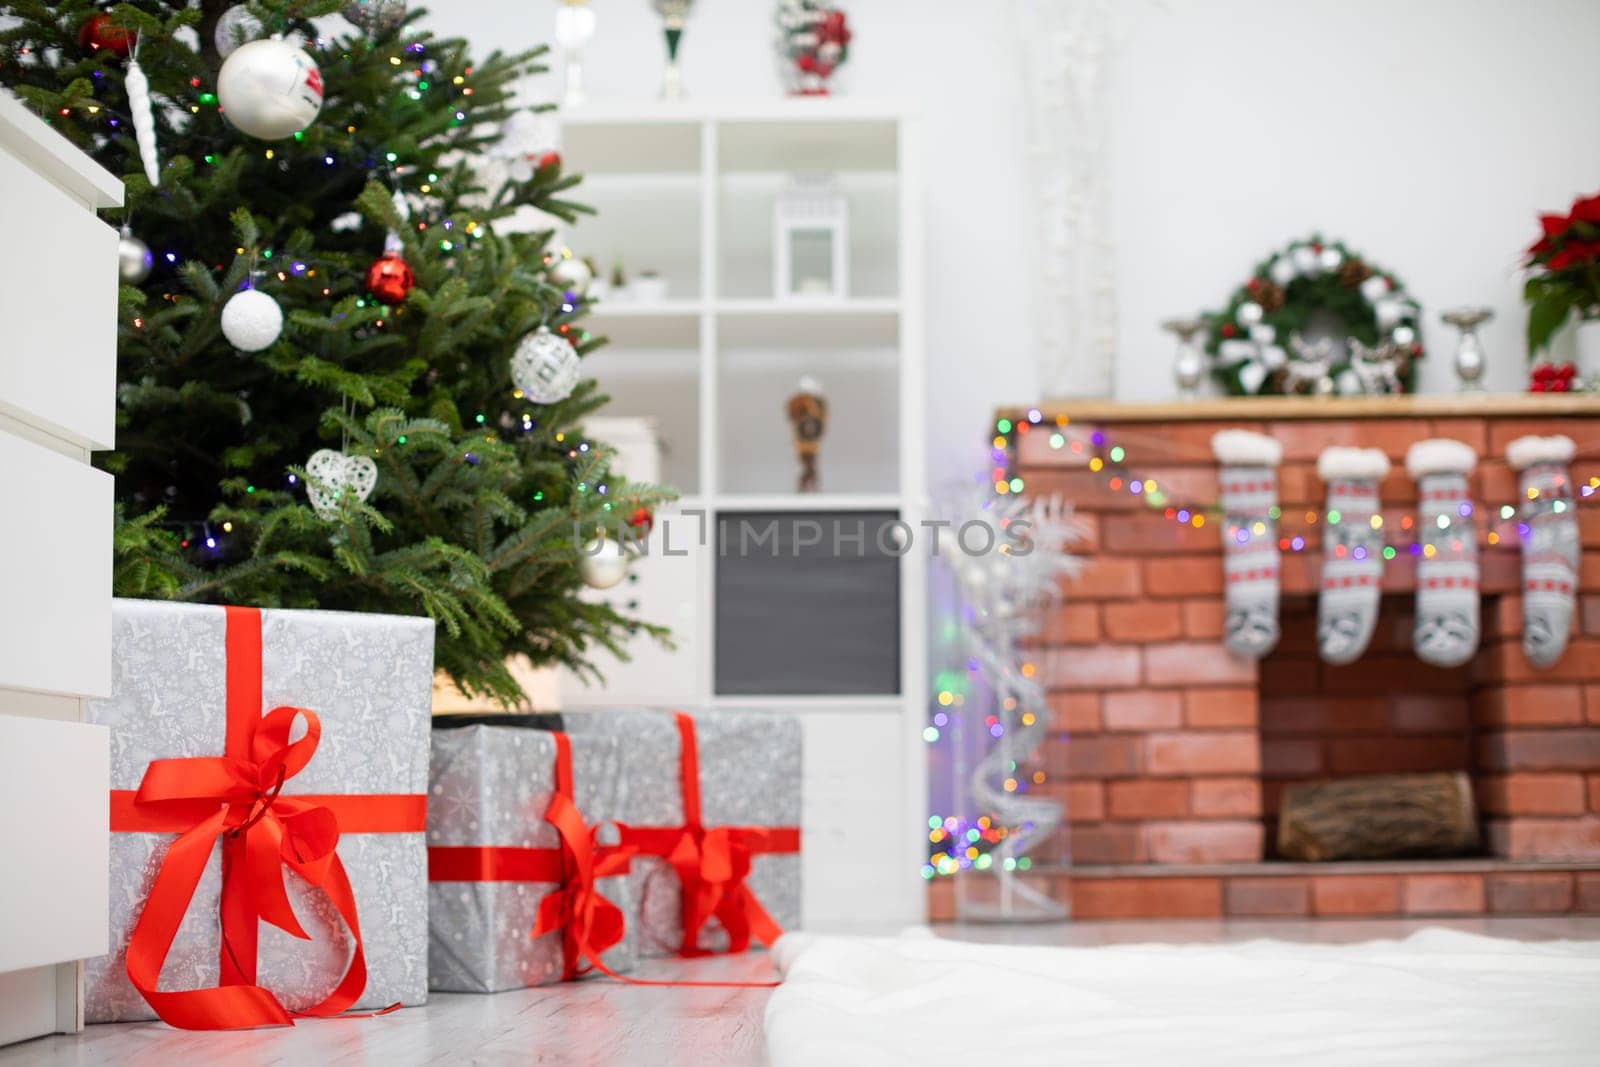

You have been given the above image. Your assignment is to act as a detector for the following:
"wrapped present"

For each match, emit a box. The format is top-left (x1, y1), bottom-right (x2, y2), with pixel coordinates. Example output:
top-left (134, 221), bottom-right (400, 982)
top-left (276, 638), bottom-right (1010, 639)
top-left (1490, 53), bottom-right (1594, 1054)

top-left (427, 715), bottom-right (636, 993)
top-left (559, 708), bottom-right (802, 957)
top-left (84, 600), bottom-right (434, 1028)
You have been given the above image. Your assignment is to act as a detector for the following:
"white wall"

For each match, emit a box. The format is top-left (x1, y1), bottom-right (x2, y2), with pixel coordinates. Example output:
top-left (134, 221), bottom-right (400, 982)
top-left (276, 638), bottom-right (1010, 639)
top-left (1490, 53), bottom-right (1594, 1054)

top-left (426, 0), bottom-right (1600, 472)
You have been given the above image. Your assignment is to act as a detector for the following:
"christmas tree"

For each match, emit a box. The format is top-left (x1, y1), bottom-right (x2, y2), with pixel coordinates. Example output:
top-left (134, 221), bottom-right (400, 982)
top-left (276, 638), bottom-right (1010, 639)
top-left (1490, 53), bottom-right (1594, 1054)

top-left (0, 0), bottom-right (670, 705)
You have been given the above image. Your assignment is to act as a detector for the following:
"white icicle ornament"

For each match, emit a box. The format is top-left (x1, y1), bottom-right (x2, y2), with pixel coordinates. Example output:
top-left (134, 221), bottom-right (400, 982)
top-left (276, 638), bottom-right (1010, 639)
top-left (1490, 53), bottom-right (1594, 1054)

top-left (125, 57), bottom-right (159, 186)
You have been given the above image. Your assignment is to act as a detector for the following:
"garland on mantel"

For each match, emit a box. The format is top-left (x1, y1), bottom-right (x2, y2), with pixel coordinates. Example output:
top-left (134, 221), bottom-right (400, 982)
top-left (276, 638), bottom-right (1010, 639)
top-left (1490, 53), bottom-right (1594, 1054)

top-left (1204, 236), bottom-right (1424, 398)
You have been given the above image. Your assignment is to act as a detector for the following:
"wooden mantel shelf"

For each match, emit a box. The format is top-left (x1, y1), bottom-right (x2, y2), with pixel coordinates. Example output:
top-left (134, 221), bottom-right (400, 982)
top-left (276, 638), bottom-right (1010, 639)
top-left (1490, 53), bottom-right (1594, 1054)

top-left (997, 394), bottom-right (1600, 423)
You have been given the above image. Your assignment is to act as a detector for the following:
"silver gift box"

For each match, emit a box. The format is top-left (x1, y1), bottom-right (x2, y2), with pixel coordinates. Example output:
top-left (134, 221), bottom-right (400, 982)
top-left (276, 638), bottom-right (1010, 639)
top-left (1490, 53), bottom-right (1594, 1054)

top-left (83, 599), bottom-right (434, 1023)
top-left (558, 708), bottom-right (802, 956)
top-left (427, 719), bottom-right (636, 993)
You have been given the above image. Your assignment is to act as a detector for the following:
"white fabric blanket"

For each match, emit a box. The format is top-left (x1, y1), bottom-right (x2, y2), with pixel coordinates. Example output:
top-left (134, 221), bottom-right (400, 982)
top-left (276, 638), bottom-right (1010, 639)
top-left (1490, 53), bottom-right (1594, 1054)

top-left (765, 928), bottom-right (1600, 1066)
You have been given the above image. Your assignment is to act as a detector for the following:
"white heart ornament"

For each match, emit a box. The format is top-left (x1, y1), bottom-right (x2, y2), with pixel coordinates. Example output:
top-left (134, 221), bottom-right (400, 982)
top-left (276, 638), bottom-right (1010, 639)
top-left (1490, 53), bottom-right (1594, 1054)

top-left (306, 449), bottom-right (378, 519)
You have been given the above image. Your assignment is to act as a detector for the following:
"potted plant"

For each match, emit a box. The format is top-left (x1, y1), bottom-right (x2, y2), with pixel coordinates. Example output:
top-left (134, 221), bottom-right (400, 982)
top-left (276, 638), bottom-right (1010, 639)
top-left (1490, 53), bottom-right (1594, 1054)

top-left (1524, 190), bottom-right (1600, 377)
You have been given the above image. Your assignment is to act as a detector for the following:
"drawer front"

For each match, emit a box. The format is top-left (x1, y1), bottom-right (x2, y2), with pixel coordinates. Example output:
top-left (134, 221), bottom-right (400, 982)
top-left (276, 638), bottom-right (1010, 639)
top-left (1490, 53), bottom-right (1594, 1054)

top-left (799, 710), bottom-right (920, 927)
top-left (0, 714), bottom-right (109, 972)
top-left (0, 145), bottom-right (117, 450)
top-left (0, 429), bottom-right (112, 698)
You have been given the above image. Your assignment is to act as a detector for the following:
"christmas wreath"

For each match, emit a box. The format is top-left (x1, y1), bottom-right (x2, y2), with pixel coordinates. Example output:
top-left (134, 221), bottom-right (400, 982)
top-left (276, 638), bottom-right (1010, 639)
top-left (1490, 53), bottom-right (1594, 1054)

top-left (1205, 236), bottom-right (1423, 396)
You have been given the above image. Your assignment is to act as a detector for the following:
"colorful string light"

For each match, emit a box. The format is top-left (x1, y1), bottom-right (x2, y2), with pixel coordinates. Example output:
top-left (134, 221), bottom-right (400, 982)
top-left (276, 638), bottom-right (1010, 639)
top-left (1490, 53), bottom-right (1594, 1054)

top-left (991, 414), bottom-right (1599, 556)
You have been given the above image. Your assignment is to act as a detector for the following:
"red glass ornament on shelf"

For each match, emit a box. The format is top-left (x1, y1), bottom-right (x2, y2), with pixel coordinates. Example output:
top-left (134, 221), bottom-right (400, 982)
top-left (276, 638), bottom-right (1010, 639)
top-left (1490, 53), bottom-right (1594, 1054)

top-left (365, 251), bottom-right (415, 305)
top-left (79, 13), bottom-right (134, 57)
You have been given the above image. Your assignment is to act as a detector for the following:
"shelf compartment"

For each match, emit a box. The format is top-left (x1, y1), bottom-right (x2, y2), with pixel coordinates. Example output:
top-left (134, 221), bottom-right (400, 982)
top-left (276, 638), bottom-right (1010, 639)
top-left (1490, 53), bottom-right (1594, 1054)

top-left (715, 301), bottom-right (900, 348)
top-left (714, 509), bottom-right (902, 697)
top-left (716, 341), bottom-right (900, 496)
top-left (561, 118), bottom-right (702, 175)
top-left (718, 172), bottom-right (899, 301)
top-left (718, 117), bottom-right (899, 173)
top-left (578, 346), bottom-right (702, 495)
top-left (584, 302), bottom-right (702, 349)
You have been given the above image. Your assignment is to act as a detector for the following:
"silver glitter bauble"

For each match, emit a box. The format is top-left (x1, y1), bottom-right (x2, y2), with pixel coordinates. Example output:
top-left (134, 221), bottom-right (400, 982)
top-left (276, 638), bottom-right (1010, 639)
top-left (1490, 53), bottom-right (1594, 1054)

top-left (343, 0), bottom-right (407, 33)
top-left (213, 5), bottom-right (262, 58)
top-left (220, 287), bottom-right (283, 352)
top-left (510, 326), bottom-right (581, 404)
top-left (548, 256), bottom-right (593, 298)
top-left (118, 228), bottom-right (152, 284)
top-left (578, 537), bottom-right (629, 589)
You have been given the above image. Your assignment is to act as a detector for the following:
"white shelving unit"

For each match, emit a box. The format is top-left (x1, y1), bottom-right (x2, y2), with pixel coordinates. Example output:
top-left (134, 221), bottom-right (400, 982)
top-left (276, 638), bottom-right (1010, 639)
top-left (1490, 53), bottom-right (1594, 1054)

top-left (557, 99), bottom-right (926, 930)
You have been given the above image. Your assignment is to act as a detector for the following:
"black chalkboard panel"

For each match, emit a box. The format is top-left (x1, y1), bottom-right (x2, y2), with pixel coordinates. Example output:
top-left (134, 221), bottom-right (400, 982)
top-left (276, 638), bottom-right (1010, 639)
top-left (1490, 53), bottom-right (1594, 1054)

top-left (714, 510), bottom-right (902, 695)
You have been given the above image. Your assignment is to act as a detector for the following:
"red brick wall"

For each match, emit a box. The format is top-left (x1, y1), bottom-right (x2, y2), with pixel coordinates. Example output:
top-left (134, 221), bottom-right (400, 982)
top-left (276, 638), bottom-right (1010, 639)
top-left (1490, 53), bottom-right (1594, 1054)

top-left (1013, 411), bottom-right (1600, 871)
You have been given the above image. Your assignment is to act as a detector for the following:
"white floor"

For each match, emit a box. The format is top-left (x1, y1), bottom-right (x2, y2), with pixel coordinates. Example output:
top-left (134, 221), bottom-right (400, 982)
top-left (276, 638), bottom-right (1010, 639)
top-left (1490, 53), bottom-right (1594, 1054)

top-left (6, 918), bottom-right (1598, 1067)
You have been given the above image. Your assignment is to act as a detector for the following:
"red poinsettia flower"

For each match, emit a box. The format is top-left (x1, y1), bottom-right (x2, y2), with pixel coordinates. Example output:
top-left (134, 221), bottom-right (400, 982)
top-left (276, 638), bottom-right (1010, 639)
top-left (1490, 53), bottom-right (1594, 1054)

top-left (1548, 240), bottom-right (1600, 271)
top-left (1527, 213), bottom-right (1572, 257)
top-left (1571, 194), bottom-right (1600, 225)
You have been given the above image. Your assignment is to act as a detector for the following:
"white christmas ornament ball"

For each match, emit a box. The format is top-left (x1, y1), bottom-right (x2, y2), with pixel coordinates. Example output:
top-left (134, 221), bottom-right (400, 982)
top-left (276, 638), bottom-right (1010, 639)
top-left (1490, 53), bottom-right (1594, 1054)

top-left (220, 288), bottom-right (283, 352)
top-left (510, 326), bottom-right (581, 404)
top-left (548, 256), bottom-right (593, 298)
top-left (118, 230), bottom-right (152, 284)
top-left (213, 5), bottom-right (262, 58)
top-left (217, 37), bottom-right (323, 141)
top-left (578, 537), bottom-right (630, 590)
top-left (1237, 301), bottom-right (1264, 327)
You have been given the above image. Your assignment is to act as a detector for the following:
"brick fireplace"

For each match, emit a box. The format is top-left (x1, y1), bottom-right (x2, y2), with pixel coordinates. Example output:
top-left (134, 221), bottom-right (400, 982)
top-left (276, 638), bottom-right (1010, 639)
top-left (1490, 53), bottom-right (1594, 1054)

top-left (932, 396), bottom-right (1600, 921)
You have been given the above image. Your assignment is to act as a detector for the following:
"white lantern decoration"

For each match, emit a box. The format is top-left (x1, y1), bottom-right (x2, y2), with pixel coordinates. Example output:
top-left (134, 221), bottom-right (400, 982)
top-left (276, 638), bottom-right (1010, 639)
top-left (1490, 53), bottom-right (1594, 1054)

top-left (217, 37), bottom-right (324, 141)
top-left (774, 171), bottom-right (848, 300)
top-left (510, 326), bottom-right (582, 403)
top-left (220, 287), bottom-right (283, 351)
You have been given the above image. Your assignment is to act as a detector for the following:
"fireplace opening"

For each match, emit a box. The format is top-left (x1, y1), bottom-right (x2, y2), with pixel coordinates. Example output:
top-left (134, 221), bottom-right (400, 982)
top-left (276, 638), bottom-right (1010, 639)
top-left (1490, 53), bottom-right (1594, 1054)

top-left (1259, 593), bottom-right (1487, 860)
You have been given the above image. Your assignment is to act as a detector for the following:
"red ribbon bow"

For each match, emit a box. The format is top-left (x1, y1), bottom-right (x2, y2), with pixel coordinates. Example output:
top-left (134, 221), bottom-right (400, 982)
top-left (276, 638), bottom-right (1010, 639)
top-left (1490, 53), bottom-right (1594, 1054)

top-left (619, 711), bottom-right (798, 957)
top-left (664, 824), bottom-right (785, 957)
top-left (528, 733), bottom-right (631, 978)
top-left (108, 605), bottom-right (426, 1030)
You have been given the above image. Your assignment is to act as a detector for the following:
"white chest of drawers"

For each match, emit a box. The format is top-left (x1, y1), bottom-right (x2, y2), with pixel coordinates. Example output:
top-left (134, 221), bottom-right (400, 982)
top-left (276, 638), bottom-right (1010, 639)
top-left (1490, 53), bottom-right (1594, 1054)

top-left (0, 91), bottom-right (120, 1046)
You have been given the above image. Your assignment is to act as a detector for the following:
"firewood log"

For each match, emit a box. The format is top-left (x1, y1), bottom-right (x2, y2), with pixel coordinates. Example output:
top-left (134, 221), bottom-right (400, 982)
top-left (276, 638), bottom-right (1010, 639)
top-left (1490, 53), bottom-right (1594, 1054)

top-left (1277, 772), bottom-right (1479, 862)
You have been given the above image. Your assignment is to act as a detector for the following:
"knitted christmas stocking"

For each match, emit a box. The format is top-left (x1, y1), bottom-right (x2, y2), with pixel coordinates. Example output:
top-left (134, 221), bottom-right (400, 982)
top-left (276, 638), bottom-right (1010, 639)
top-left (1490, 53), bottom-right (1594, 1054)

top-left (1405, 439), bottom-right (1480, 668)
top-left (1212, 430), bottom-right (1284, 658)
top-left (1316, 447), bottom-right (1391, 664)
top-left (1508, 435), bottom-right (1580, 667)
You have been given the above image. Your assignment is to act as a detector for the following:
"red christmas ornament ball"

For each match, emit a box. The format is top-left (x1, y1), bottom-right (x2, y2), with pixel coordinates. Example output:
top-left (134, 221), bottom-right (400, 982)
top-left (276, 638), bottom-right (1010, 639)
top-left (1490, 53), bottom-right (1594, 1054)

top-left (365, 251), bottom-right (415, 305)
top-left (626, 506), bottom-right (654, 534)
top-left (536, 151), bottom-right (562, 176)
top-left (79, 13), bottom-right (134, 57)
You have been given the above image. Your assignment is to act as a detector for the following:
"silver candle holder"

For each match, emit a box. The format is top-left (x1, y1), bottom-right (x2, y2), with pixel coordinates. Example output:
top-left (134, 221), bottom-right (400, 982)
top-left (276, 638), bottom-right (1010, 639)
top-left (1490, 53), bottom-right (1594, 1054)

top-left (1441, 307), bottom-right (1493, 393)
top-left (1161, 316), bottom-right (1209, 400)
